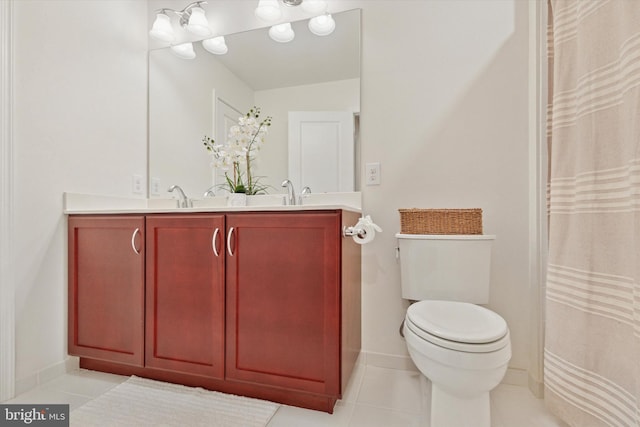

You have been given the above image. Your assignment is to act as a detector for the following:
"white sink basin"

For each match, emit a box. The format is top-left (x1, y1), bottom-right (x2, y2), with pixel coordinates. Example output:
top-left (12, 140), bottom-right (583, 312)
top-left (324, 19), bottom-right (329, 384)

top-left (192, 194), bottom-right (286, 208)
top-left (247, 194), bottom-right (287, 207)
top-left (147, 198), bottom-right (180, 209)
top-left (190, 197), bottom-right (229, 208)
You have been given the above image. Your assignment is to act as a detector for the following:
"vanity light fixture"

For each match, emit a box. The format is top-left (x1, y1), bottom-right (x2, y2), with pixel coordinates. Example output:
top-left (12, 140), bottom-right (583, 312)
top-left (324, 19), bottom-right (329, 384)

top-left (149, 1), bottom-right (210, 42)
top-left (170, 42), bottom-right (196, 59)
top-left (255, 0), bottom-right (283, 22)
top-left (185, 6), bottom-right (210, 37)
top-left (202, 36), bottom-right (228, 55)
top-left (153, 0), bottom-right (338, 60)
top-left (256, 0), bottom-right (334, 42)
top-left (149, 10), bottom-right (175, 42)
top-left (308, 14), bottom-right (335, 36)
top-left (269, 22), bottom-right (295, 43)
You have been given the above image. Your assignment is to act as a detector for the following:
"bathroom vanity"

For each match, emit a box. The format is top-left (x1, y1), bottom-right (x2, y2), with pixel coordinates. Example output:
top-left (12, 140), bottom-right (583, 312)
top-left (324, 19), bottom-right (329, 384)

top-left (65, 195), bottom-right (362, 413)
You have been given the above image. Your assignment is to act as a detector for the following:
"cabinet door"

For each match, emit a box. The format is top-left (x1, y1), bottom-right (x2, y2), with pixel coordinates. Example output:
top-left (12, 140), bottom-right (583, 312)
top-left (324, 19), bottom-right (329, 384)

top-left (68, 216), bottom-right (145, 366)
top-left (146, 215), bottom-right (225, 378)
top-left (226, 212), bottom-right (341, 395)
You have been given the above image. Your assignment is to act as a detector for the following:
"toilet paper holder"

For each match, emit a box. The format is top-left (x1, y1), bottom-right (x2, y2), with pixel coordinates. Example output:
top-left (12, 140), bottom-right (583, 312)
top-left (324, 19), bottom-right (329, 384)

top-left (342, 215), bottom-right (382, 241)
top-left (342, 216), bottom-right (382, 245)
top-left (342, 225), bottom-right (367, 238)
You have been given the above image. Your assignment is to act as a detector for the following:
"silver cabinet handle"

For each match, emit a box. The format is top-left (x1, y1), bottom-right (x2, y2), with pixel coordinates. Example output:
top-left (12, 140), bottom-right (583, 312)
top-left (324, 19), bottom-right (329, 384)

top-left (212, 227), bottom-right (220, 257)
top-left (227, 227), bottom-right (235, 257)
top-left (131, 228), bottom-right (140, 255)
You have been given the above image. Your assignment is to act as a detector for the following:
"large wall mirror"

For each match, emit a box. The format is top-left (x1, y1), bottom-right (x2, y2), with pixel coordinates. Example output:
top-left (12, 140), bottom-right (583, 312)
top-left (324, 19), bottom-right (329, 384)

top-left (148, 8), bottom-right (361, 198)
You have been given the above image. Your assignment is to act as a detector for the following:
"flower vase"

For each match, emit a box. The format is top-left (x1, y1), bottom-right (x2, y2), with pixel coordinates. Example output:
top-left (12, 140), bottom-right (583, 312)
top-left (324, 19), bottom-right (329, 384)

top-left (227, 193), bottom-right (247, 207)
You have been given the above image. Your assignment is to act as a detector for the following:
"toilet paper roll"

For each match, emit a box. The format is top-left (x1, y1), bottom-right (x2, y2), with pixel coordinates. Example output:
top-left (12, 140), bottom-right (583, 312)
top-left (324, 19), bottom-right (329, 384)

top-left (352, 224), bottom-right (375, 245)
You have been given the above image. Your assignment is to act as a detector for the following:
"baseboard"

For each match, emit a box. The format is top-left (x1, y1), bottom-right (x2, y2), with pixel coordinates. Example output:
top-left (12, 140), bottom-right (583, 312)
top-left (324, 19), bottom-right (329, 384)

top-left (14, 356), bottom-right (80, 397)
top-left (361, 351), bottom-right (532, 390)
top-left (360, 350), bottom-right (417, 371)
top-left (528, 372), bottom-right (544, 398)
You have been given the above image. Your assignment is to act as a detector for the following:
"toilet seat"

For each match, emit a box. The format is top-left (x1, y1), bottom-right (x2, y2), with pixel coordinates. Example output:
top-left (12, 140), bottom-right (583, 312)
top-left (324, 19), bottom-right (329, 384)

top-left (406, 300), bottom-right (509, 353)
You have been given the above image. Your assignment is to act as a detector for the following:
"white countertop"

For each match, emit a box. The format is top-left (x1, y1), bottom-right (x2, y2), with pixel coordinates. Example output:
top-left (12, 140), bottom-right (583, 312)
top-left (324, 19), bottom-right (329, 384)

top-left (63, 192), bottom-right (362, 215)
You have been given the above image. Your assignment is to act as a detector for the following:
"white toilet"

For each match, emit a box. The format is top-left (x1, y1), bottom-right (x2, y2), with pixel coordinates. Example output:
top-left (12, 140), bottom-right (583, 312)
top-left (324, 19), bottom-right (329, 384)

top-left (396, 233), bottom-right (511, 427)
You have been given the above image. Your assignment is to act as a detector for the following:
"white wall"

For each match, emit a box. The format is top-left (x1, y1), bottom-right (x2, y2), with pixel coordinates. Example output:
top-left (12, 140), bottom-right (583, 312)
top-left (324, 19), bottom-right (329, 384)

top-left (149, 44), bottom-right (254, 198)
top-left (255, 78), bottom-right (360, 191)
top-left (12, 0), bottom-right (148, 386)
top-left (358, 1), bottom-right (531, 373)
top-left (9, 0), bottom-right (534, 390)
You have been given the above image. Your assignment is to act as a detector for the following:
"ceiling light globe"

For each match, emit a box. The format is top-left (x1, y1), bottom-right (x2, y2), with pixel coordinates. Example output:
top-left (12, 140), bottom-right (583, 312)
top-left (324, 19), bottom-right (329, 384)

top-left (170, 42), bottom-right (196, 60)
top-left (186, 7), bottom-right (211, 37)
top-left (149, 13), bottom-right (175, 43)
top-left (269, 23), bottom-right (295, 43)
top-left (308, 14), bottom-right (335, 36)
top-left (255, 0), bottom-right (282, 22)
top-left (202, 36), bottom-right (228, 55)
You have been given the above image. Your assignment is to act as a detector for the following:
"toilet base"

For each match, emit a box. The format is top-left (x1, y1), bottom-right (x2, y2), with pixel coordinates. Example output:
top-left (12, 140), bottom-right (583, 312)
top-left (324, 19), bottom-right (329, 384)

top-left (430, 383), bottom-right (490, 427)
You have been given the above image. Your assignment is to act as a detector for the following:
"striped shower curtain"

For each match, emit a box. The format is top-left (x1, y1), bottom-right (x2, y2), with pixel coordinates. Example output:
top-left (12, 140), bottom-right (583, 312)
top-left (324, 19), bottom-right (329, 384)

top-left (544, 1), bottom-right (640, 426)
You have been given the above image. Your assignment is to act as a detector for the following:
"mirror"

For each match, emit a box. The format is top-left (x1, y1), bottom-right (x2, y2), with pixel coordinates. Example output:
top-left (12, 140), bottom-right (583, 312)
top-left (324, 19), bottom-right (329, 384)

top-left (148, 9), bottom-right (361, 198)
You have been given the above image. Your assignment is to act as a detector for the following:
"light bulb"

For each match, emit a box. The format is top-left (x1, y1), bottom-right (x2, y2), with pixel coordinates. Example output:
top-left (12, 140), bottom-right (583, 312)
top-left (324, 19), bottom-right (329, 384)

top-left (308, 14), bottom-right (335, 36)
top-left (149, 12), bottom-right (175, 43)
top-left (170, 42), bottom-right (196, 60)
top-left (186, 6), bottom-right (210, 37)
top-left (269, 23), bottom-right (295, 43)
top-left (203, 36), bottom-right (228, 55)
top-left (255, 0), bottom-right (282, 22)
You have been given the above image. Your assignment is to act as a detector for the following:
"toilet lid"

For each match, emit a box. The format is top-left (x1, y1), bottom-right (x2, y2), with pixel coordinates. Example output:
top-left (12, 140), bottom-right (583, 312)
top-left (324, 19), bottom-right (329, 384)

top-left (406, 300), bottom-right (508, 344)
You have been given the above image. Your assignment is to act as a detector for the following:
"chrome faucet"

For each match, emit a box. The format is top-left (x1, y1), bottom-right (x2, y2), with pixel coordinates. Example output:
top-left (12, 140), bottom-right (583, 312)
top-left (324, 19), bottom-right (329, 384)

top-left (281, 179), bottom-right (296, 206)
top-left (168, 185), bottom-right (192, 208)
top-left (298, 186), bottom-right (311, 205)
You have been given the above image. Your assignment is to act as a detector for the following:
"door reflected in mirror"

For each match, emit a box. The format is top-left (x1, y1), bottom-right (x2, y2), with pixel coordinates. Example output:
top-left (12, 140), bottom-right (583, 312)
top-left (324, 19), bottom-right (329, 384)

top-left (148, 8), bottom-right (361, 199)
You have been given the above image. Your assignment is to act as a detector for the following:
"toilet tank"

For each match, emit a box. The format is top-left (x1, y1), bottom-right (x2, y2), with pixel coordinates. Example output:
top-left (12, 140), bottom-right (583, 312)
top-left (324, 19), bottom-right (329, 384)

top-left (396, 234), bottom-right (495, 304)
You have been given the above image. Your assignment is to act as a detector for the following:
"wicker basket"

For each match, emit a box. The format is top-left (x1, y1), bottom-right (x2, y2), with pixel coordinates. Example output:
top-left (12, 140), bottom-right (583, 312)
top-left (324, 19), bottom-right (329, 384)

top-left (398, 208), bottom-right (483, 235)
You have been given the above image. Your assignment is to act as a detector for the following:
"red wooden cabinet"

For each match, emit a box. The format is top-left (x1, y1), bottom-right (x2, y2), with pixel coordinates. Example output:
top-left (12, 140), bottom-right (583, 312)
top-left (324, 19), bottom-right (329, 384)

top-left (68, 215), bottom-right (145, 366)
top-left (68, 210), bottom-right (361, 413)
top-left (225, 212), bottom-right (341, 395)
top-left (145, 214), bottom-right (225, 378)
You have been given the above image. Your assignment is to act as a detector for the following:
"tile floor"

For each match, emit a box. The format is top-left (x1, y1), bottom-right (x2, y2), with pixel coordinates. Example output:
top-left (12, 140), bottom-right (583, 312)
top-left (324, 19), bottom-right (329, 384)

top-left (4, 364), bottom-right (568, 426)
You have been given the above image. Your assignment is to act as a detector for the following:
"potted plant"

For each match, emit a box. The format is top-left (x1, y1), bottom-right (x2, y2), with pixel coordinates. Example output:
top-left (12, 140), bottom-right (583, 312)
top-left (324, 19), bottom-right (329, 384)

top-left (203, 106), bottom-right (271, 205)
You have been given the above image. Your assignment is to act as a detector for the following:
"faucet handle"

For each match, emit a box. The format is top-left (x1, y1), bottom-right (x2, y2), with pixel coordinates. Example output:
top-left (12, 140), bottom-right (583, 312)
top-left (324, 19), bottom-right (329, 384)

top-left (298, 186), bottom-right (311, 205)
